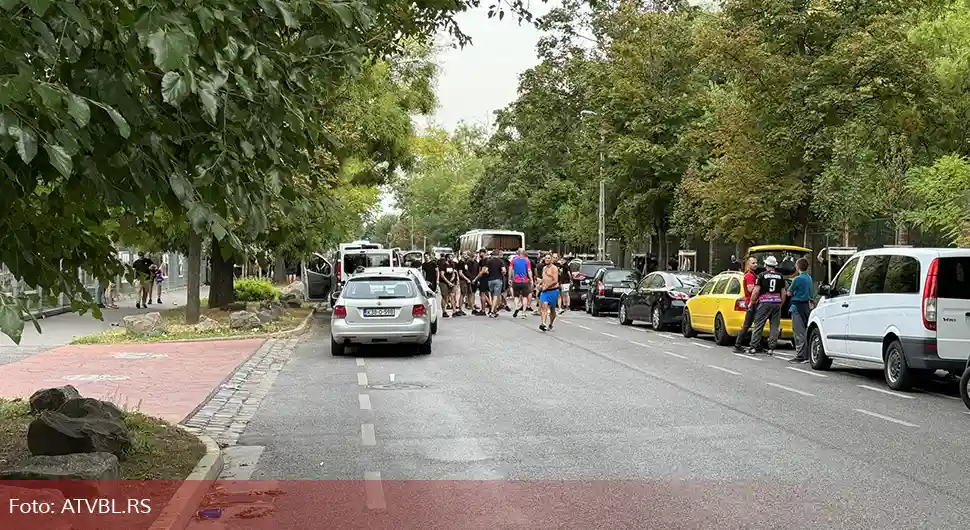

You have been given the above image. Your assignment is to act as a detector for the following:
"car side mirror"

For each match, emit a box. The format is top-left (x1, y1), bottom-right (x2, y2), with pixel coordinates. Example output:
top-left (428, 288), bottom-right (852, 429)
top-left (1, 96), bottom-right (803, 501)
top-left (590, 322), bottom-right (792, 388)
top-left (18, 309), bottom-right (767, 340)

top-left (818, 284), bottom-right (831, 297)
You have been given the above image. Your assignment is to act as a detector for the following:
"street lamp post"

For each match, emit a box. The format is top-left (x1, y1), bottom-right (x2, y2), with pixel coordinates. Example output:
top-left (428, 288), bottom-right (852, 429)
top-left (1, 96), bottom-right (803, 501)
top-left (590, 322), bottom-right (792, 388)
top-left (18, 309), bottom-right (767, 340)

top-left (581, 110), bottom-right (606, 261)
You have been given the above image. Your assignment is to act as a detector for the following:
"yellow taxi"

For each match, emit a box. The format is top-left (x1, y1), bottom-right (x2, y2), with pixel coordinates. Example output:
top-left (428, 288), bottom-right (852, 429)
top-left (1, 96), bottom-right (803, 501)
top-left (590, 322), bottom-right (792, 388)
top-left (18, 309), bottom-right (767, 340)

top-left (682, 271), bottom-right (794, 346)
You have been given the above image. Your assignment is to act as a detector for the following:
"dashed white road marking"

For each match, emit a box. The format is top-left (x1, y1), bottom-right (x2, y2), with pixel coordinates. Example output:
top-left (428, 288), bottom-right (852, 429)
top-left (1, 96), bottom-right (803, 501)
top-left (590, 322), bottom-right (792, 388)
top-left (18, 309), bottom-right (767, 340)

top-left (601, 332), bottom-right (618, 338)
top-left (356, 358), bottom-right (365, 366)
top-left (390, 373), bottom-right (395, 382)
top-left (766, 382), bottom-right (815, 397)
top-left (559, 319), bottom-right (573, 324)
top-left (364, 471), bottom-right (387, 510)
top-left (787, 367), bottom-right (827, 378)
top-left (628, 340), bottom-right (650, 348)
top-left (774, 353), bottom-right (793, 359)
top-left (857, 384), bottom-right (915, 399)
top-left (605, 320), bottom-right (619, 325)
top-left (733, 353), bottom-right (762, 362)
top-left (854, 409), bottom-right (919, 428)
top-left (358, 394), bottom-right (372, 411)
top-left (664, 351), bottom-right (688, 359)
top-left (708, 365), bottom-right (741, 375)
top-left (361, 424), bottom-right (376, 446)
top-left (575, 324), bottom-right (592, 330)
top-left (690, 342), bottom-right (712, 349)
top-left (357, 372), bottom-right (368, 386)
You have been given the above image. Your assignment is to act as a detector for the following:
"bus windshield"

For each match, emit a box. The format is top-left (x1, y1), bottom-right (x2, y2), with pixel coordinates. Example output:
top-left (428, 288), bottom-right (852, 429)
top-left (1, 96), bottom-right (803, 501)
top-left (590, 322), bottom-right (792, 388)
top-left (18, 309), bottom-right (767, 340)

top-left (481, 234), bottom-right (524, 252)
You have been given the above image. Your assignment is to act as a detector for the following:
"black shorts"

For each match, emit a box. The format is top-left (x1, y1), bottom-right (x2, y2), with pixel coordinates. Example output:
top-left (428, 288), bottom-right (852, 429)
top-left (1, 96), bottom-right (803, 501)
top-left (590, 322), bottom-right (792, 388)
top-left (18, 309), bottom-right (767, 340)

top-left (477, 281), bottom-right (489, 293)
top-left (512, 282), bottom-right (531, 297)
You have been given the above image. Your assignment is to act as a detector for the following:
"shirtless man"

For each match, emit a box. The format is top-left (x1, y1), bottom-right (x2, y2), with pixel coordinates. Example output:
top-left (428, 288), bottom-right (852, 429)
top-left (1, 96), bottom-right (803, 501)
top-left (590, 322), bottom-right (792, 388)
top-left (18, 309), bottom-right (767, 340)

top-left (537, 253), bottom-right (561, 332)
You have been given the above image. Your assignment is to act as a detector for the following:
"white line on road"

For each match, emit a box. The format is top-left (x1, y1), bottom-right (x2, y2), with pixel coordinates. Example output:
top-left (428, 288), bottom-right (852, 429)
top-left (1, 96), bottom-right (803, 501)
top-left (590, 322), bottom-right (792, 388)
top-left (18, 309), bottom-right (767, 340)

top-left (664, 351), bottom-right (688, 359)
top-left (691, 342), bottom-right (713, 349)
top-left (708, 365), bottom-right (741, 375)
top-left (605, 320), bottom-right (619, 325)
top-left (601, 332), bottom-right (619, 338)
top-left (857, 384), bottom-right (915, 399)
top-left (390, 373), bottom-right (395, 382)
top-left (923, 391), bottom-right (960, 401)
top-left (854, 409), bottom-right (920, 428)
top-left (356, 358), bottom-right (365, 366)
top-left (766, 382), bottom-right (815, 397)
top-left (559, 319), bottom-right (573, 324)
top-left (358, 394), bottom-right (372, 411)
top-left (628, 340), bottom-right (650, 348)
top-left (733, 353), bottom-right (762, 362)
top-left (357, 373), bottom-right (368, 386)
top-left (787, 367), bottom-right (827, 378)
top-left (575, 324), bottom-right (592, 330)
top-left (364, 471), bottom-right (386, 510)
top-left (361, 424), bottom-right (376, 446)
top-left (774, 353), bottom-right (793, 359)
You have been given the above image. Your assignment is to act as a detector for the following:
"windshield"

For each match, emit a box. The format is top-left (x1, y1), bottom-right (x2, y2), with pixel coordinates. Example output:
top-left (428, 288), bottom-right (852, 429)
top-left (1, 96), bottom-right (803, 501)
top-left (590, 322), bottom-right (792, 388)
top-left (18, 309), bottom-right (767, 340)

top-left (750, 249), bottom-right (810, 276)
top-left (671, 273), bottom-right (711, 288)
top-left (342, 278), bottom-right (415, 299)
top-left (481, 234), bottom-right (524, 252)
top-left (344, 253), bottom-right (392, 273)
top-left (604, 270), bottom-right (640, 283)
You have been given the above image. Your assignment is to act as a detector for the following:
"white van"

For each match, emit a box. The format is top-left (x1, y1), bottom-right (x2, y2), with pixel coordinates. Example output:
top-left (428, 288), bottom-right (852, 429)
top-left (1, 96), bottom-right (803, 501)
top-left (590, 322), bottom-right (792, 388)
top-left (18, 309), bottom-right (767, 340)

top-left (337, 247), bottom-right (397, 285)
top-left (807, 247), bottom-right (970, 391)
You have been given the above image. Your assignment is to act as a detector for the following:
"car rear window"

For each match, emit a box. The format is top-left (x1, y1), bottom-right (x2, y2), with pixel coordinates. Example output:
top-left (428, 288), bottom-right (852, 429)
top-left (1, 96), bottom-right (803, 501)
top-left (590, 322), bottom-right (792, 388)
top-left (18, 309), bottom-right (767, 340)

top-left (604, 270), bottom-right (639, 282)
top-left (671, 273), bottom-right (710, 288)
top-left (937, 257), bottom-right (970, 300)
top-left (342, 278), bottom-right (415, 299)
top-left (579, 263), bottom-right (614, 277)
top-left (344, 253), bottom-right (392, 273)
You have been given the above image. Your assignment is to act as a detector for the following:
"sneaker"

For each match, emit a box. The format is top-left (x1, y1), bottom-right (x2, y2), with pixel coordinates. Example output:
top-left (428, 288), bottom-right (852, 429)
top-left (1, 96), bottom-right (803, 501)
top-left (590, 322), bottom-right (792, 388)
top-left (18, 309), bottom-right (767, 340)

top-left (442, 312), bottom-right (450, 318)
top-left (765, 349), bottom-right (775, 356)
top-left (534, 310), bottom-right (541, 316)
top-left (788, 357), bottom-right (807, 364)
top-left (135, 303), bottom-right (141, 309)
top-left (146, 300), bottom-right (152, 305)
top-left (557, 308), bottom-right (565, 315)
top-left (157, 298), bottom-right (162, 304)
top-left (513, 309), bottom-right (520, 318)
top-left (744, 347), bottom-right (759, 355)
top-left (732, 346), bottom-right (745, 354)
top-left (539, 323), bottom-right (547, 332)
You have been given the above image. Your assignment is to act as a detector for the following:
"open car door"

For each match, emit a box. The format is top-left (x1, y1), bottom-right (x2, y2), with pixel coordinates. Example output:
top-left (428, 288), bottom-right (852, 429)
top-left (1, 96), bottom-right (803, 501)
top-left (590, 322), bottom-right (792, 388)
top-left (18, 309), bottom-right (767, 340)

top-left (303, 253), bottom-right (333, 302)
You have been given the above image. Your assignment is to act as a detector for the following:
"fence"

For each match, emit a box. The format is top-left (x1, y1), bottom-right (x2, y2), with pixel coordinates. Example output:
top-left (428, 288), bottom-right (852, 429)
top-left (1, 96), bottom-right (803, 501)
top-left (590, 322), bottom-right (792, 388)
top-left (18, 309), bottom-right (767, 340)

top-left (0, 248), bottom-right (189, 318)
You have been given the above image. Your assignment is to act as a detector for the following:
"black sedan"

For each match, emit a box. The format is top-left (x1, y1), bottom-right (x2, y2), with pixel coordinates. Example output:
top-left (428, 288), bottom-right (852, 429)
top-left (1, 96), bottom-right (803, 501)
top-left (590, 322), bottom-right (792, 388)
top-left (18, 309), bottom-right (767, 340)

top-left (618, 271), bottom-right (711, 330)
top-left (566, 260), bottom-right (615, 309)
top-left (585, 268), bottom-right (642, 316)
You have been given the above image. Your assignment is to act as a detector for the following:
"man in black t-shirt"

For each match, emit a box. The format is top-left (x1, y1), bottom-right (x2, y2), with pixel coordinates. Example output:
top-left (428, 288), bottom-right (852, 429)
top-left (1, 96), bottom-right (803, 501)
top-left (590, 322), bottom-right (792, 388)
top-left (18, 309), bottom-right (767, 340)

top-left (475, 249), bottom-right (490, 314)
top-left (421, 252), bottom-right (439, 293)
top-left (458, 253), bottom-right (475, 313)
top-left (132, 252), bottom-right (154, 309)
top-left (747, 255), bottom-right (788, 355)
top-left (474, 249), bottom-right (507, 318)
top-left (440, 254), bottom-right (461, 317)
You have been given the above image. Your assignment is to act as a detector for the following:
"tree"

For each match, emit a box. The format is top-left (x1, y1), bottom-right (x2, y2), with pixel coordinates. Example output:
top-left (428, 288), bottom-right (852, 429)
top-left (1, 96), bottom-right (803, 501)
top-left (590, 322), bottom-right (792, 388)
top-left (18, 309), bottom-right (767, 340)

top-left (905, 154), bottom-right (970, 246)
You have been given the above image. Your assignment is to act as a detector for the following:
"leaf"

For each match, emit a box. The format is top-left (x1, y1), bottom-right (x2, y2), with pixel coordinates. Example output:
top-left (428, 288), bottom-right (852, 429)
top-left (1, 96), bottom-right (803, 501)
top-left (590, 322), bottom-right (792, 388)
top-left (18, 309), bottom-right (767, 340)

top-left (211, 219), bottom-right (228, 241)
top-left (0, 304), bottom-right (24, 344)
top-left (101, 105), bottom-right (130, 138)
top-left (66, 93), bottom-right (90, 127)
top-left (8, 125), bottom-right (37, 163)
top-left (195, 6), bottom-right (214, 32)
top-left (198, 81), bottom-right (219, 121)
top-left (59, 1), bottom-right (92, 31)
top-left (147, 27), bottom-right (196, 71)
top-left (43, 143), bottom-right (72, 176)
top-left (329, 2), bottom-right (356, 28)
top-left (23, 0), bottom-right (49, 16)
top-left (0, 0), bottom-right (21, 12)
top-left (32, 83), bottom-right (61, 111)
top-left (240, 140), bottom-right (255, 158)
top-left (161, 71), bottom-right (190, 105)
top-left (275, 0), bottom-right (299, 28)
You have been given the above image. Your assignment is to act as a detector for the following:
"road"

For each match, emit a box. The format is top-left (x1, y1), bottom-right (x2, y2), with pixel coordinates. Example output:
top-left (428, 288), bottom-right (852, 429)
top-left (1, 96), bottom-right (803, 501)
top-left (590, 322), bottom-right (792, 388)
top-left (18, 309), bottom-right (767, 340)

top-left (209, 309), bottom-right (970, 529)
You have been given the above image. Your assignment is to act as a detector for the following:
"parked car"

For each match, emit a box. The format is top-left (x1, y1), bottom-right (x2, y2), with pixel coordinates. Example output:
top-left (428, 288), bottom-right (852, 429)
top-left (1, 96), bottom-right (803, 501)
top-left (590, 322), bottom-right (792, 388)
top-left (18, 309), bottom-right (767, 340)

top-left (363, 266), bottom-right (439, 335)
top-left (585, 268), bottom-right (642, 316)
top-left (330, 270), bottom-right (433, 356)
top-left (807, 247), bottom-right (970, 391)
top-left (681, 271), bottom-right (794, 345)
top-left (620, 270), bottom-right (711, 331)
top-left (567, 259), bottom-right (615, 309)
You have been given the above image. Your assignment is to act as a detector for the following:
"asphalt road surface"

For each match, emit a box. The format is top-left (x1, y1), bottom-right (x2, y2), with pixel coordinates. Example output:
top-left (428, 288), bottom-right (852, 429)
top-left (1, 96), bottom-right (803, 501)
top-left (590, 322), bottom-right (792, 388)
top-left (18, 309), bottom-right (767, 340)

top-left (217, 309), bottom-right (970, 529)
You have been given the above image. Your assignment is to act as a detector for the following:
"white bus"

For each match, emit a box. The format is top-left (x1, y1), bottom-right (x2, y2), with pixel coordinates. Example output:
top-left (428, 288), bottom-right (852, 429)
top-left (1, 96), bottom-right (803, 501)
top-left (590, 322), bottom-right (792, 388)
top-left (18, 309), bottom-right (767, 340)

top-left (458, 229), bottom-right (526, 255)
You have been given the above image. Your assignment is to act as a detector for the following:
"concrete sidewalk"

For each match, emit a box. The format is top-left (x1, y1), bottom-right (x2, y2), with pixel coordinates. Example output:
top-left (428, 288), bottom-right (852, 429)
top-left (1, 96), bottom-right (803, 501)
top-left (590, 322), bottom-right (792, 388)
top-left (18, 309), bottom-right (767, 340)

top-left (0, 286), bottom-right (209, 364)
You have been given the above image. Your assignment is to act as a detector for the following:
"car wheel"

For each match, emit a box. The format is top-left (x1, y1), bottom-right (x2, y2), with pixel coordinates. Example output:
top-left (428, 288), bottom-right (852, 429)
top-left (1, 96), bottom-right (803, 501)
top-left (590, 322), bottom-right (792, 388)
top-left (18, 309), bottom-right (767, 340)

top-left (431, 320), bottom-right (438, 335)
top-left (960, 366), bottom-right (970, 412)
top-left (331, 336), bottom-right (345, 356)
top-left (884, 339), bottom-right (914, 391)
top-left (714, 314), bottom-right (733, 346)
top-left (808, 327), bottom-right (832, 370)
top-left (652, 305), bottom-right (663, 330)
top-left (681, 309), bottom-right (697, 338)
top-left (619, 302), bottom-right (632, 325)
top-left (591, 298), bottom-right (600, 317)
top-left (418, 334), bottom-right (432, 355)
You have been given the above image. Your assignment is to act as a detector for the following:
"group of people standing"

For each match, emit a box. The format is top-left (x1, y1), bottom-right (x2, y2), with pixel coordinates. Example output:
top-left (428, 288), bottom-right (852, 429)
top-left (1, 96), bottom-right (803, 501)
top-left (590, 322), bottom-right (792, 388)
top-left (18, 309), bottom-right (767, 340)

top-left (415, 248), bottom-right (568, 331)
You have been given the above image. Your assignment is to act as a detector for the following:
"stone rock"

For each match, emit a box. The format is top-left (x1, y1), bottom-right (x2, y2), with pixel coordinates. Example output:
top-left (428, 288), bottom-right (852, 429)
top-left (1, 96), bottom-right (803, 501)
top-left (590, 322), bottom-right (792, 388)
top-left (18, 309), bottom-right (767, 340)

top-left (194, 315), bottom-right (221, 332)
top-left (222, 301), bottom-right (248, 312)
top-left (57, 398), bottom-right (124, 422)
top-left (279, 281), bottom-right (305, 307)
top-left (0, 452), bottom-right (120, 481)
top-left (260, 300), bottom-right (285, 317)
top-left (29, 385), bottom-right (81, 413)
top-left (229, 311), bottom-right (262, 330)
top-left (256, 310), bottom-right (276, 324)
top-left (27, 410), bottom-right (132, 459)
top-left (121, 312), bottom-right (166, 336)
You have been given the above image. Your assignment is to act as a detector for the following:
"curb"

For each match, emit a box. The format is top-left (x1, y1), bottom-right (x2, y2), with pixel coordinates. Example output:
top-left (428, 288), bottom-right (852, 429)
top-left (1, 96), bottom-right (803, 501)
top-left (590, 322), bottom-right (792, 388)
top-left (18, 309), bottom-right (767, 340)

top-left (147, 429), bottom-right (223, 530)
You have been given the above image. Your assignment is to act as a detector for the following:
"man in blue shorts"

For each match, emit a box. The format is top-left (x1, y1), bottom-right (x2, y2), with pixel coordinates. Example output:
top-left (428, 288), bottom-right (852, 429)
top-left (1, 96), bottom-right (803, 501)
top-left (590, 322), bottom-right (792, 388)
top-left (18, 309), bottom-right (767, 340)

top-left (538, 253), bottom-right (561, 331)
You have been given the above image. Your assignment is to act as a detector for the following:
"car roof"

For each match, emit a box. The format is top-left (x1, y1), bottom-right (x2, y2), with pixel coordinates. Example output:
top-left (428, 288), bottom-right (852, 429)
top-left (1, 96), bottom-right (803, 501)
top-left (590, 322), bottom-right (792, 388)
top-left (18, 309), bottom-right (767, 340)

top-left (352, 268), bottom-right (412, 279)
top-left (748, 245), bottom-right (812, 253)
top-left (849, 247), bottom-right (970, 259)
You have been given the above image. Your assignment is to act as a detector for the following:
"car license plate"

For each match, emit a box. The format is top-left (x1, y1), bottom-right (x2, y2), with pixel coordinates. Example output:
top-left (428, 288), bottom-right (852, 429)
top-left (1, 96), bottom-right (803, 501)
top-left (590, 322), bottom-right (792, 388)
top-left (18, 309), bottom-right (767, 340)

top-left (363, 308), bottom-right (395, 317)
top-left (614, 288), bottom-right (631, 294)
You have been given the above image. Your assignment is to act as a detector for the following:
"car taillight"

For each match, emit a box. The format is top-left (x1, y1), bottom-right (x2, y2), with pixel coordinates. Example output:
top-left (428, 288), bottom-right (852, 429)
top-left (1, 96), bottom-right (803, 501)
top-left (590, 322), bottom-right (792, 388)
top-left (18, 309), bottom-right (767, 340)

top-left (412, 304), bottom-right (427, 317)
top-left (573, 272), bottom-right (586, 281)
top-left (668, 291), bottom-right (690, 301)
top-left (922, 258), bottom-right (938, 331)
top-left (335, 262), bottom-right (341, 279)
top-left (597, 281), bottom-right (605, 295)
top-left (734, 298), bottom-right (747, 312)
top-left (334, 305), bottom-right (347, 318)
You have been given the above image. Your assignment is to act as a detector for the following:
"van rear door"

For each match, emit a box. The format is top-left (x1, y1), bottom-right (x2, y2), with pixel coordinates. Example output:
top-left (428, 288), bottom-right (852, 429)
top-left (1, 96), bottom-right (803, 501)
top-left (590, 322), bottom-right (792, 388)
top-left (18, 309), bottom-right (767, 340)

top-left (935, 253), bottom-right (970, 361)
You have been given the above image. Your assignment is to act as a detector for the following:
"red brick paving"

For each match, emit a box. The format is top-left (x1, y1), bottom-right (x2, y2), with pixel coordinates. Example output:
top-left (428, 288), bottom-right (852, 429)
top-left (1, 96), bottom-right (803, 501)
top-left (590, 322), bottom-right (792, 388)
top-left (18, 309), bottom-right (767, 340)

top-left (0, 339), bottom-right (265, 423)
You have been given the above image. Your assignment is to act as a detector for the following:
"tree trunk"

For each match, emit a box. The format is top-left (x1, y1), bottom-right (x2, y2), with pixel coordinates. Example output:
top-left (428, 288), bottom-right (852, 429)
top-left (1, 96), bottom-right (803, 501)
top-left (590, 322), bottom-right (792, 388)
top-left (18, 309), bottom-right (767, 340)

top-left (708, 238), bottom-right (715, 273)
top-left (894, 222), bottom-right (909, 246)
top-left (185, 229), bottom-right (203, 325)
top-left (207, 237), bottom-right (236, 308)
top-left (273, 259), bottom-right (286, 284)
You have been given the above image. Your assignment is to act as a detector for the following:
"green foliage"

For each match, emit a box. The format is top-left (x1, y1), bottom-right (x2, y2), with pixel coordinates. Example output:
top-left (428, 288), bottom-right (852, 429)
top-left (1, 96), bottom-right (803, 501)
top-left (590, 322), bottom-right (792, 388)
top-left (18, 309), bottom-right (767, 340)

top-left (233, 278), bottom-right (279, 302)
top-left (905, 154), bottom-right (970, 246)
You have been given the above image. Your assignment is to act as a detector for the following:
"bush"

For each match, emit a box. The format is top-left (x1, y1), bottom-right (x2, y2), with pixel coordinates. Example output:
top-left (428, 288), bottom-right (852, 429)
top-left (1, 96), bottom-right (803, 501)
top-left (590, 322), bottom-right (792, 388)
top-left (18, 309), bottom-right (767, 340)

top-left (234, 278), bottom-right (279, 302)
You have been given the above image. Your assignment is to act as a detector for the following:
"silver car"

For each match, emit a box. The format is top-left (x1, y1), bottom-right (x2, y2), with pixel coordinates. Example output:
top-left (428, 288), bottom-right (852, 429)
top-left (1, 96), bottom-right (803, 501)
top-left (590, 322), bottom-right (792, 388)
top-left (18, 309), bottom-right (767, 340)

top-left (330, 271), bottom-right (433, 356)
top-left (362, 266), bottom-right (440, 335)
